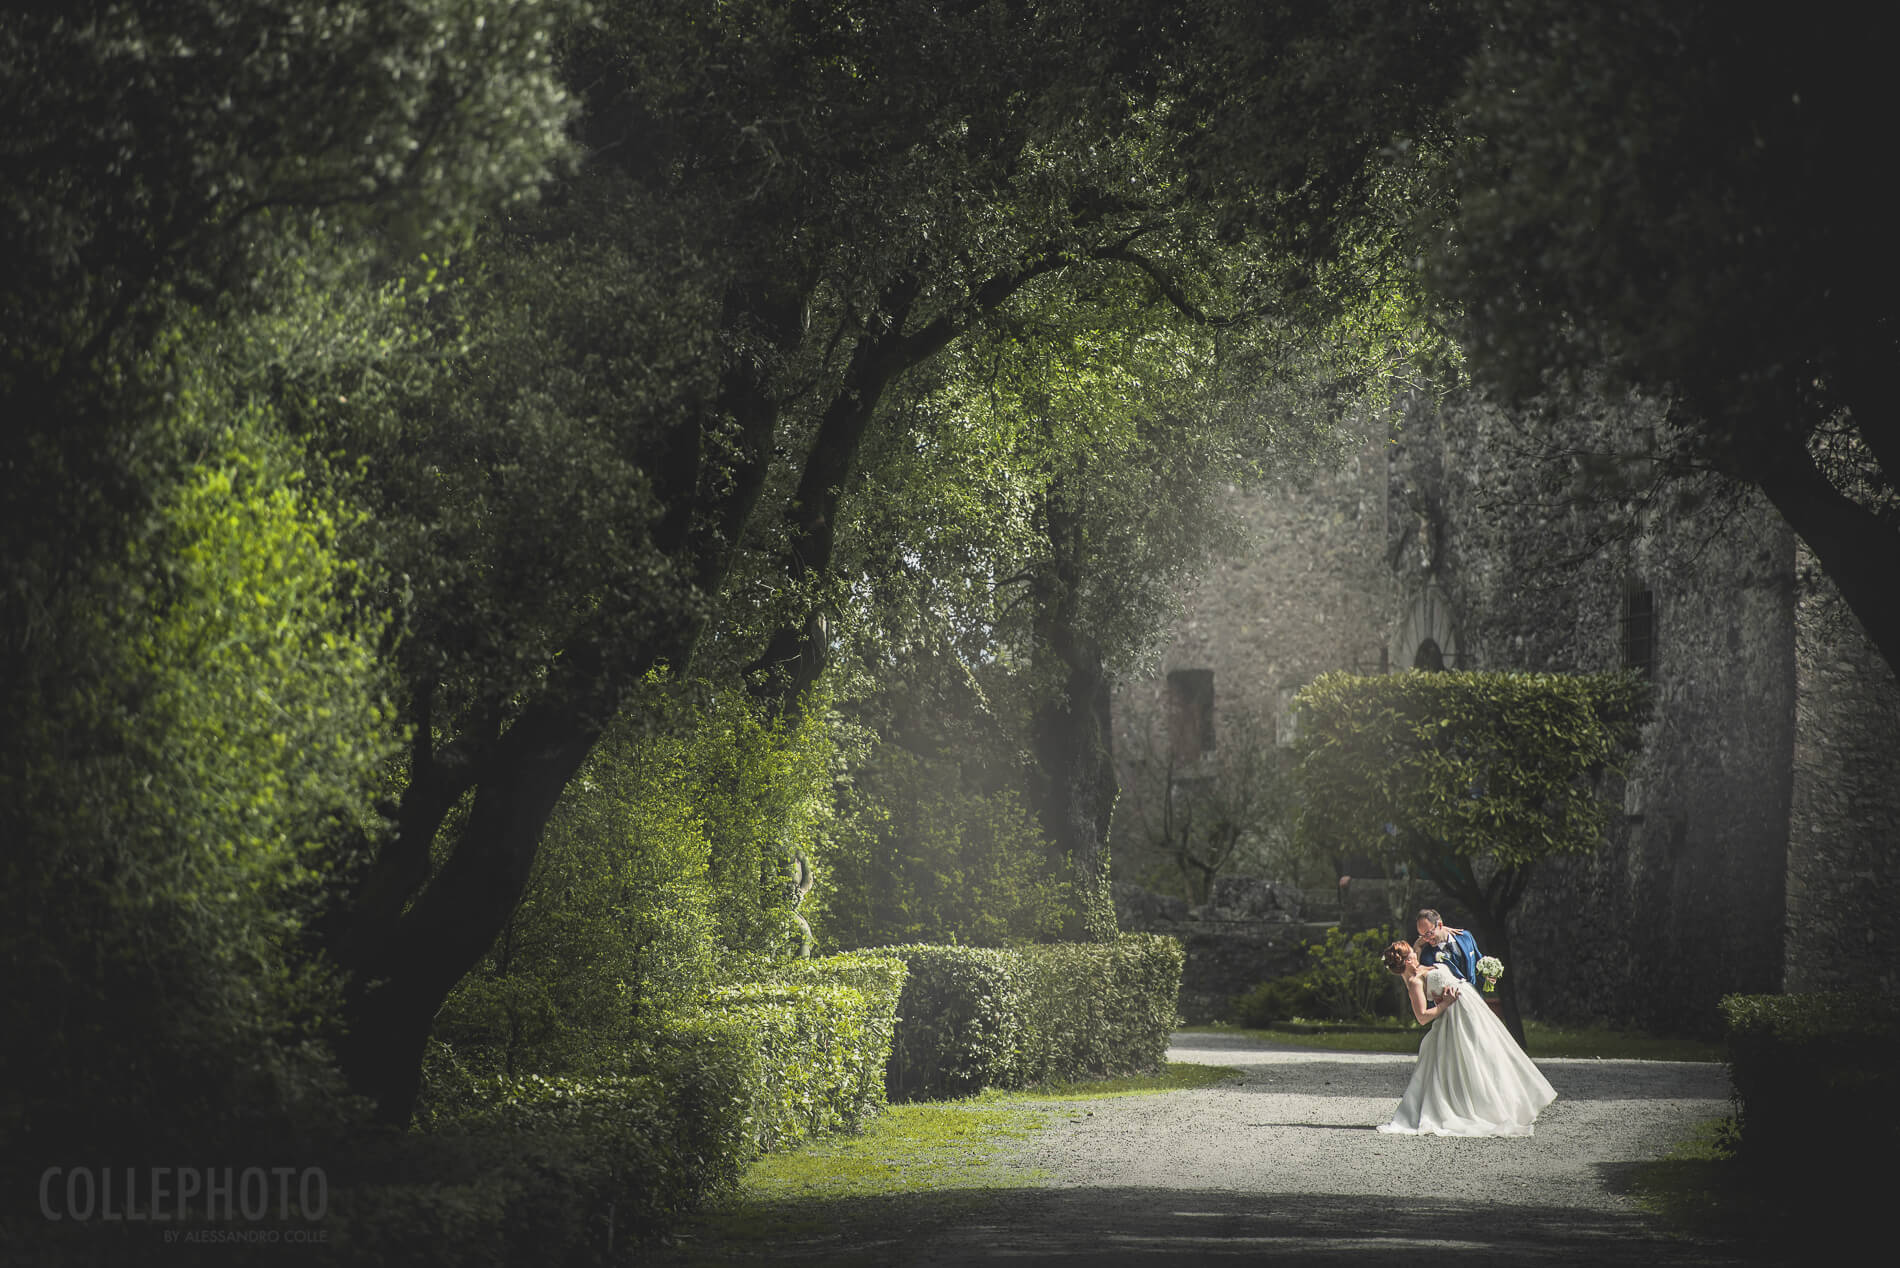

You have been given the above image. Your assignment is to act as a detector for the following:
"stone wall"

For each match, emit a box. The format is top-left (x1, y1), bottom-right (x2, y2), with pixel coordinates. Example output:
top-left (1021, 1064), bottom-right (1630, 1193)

top-left (1397, 390), bottom-right (1796, 1035)
top-left (1111, 415), bottom-right (1399, 894)
top-left (1786, 550), bottom-right (1900, 994)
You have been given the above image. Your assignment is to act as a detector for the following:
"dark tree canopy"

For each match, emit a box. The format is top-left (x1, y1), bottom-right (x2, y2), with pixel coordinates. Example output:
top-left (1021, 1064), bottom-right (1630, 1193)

top-left (4, 0), bottom-right (1484, 1133)
top-left (1436, 0), bottom-right (1900, 675)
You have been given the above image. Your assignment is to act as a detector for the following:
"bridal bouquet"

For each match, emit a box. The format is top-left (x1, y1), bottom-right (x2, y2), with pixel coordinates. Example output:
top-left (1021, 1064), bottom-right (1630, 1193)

top-left (1476, 956), bottom-right (1504, 993)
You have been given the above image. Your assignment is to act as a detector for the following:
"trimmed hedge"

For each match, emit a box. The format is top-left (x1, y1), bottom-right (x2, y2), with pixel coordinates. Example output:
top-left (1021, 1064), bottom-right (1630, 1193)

top-left (336, 952), bottom-right (906, 1264)
top-left (304, 1019), bottom-right (756, 1268)
top-left (714, 951), bottom-right (908, 1151)
top-left (1719, 991), bottom-right (1900, 1164)
top-left (882, 945), bottom-right (1027, 1100)
top-left (882, 935), bottom-right (1184, 1101)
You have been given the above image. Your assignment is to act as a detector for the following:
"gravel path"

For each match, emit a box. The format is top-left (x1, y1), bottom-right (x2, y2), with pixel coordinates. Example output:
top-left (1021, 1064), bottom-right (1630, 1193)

top-left (905, 1030), bottom-right (1749, 1267)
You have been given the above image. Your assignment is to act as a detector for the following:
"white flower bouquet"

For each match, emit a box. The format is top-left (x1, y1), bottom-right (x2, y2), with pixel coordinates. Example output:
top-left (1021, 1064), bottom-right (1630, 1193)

top-left (1476, 955), bottom-right (1504, 993)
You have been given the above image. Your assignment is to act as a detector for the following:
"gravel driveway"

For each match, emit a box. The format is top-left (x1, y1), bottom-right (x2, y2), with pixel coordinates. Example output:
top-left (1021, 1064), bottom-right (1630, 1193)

top-left (904, 1030), bottom-right (1749, 1267)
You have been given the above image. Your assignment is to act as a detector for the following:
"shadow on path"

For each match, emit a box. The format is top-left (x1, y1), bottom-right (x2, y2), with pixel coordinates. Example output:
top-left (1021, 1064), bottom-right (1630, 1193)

top-left (665, 1184), bottom-right (1764, 1267)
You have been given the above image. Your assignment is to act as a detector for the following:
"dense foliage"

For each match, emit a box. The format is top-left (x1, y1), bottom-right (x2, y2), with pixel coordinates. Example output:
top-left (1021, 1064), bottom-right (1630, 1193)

top-left (714, 955), bottom-right (909, 1152)
top-left (823, 746), bottom-right (1075, 949)
top-left (0, 405), bottom-right (394, 1162)
top-left (427, 681), bottom-right (830, 1080)
top-left (1229, 926), bottom-right (1405, 1026)
top-left (394, 953), bottom-right (905, 1260)
top-left (0, 0), bottom-right (582, 1181)
top-left (1433, 0), bottom-right (1900, 677)
top-left (20, 4), bottom-right (1782, 1256)
top-left (242, 0), bottom-right (1472, 1120)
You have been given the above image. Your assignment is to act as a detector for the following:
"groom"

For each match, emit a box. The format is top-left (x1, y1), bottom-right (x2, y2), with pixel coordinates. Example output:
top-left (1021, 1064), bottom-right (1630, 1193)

top-left (1414, 908), bottom-right (1480, 985)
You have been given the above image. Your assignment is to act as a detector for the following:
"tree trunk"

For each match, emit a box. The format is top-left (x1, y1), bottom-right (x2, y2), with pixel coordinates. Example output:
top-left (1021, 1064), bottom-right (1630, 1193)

top-left (1414, 843), bottom-right (1529, 1046)
top-left (333, 681), bottom-right (618, 1123)
top-left (1748, 432), bottom-right (1900, 678)
top-left (1028, 486), bottom-right (1119, 942)
top-left (1030, 647), bottom-right (1119, 941)
top-left (1472, 912), bottom-right (1526, 1047)
top-left (320, 273), bottom-right (793, 1124)
top-left (747, 257), bottom-right (1077, 722)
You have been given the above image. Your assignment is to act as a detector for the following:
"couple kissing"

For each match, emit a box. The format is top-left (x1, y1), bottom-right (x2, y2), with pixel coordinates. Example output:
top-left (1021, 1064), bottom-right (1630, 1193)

top-left (1375, 909), bottom-right (1556, 1137)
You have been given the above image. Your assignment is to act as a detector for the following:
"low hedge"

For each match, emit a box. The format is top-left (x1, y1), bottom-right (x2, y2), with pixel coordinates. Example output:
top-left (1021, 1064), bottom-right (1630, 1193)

top-left (1719, 991), bottom-right (1900, 1163)
top-left (327, 952), bottom-right (906, 1264)
top-left (323, 1018), bottom-right (759, 1266)
top-left (882, 934), bottom-right (1183, 1101)
top-left (881, 944), bottom-right (1027, 1100)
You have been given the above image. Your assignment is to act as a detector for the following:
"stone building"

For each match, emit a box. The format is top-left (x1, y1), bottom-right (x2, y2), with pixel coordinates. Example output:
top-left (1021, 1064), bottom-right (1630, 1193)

top-left (1110, 418), bottom-right (1397, 905)
top-left (1115, 389), bottom-right (1900, 1033)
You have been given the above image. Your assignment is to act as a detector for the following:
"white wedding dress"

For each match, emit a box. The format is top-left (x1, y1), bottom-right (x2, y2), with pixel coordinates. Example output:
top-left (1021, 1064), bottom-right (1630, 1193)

top-left (1377, 964), bottom-right (1557, 1137)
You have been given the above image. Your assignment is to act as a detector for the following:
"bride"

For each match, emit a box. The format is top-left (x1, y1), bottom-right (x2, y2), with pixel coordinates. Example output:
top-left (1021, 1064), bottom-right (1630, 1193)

top-left (1375, 940), bottom-right (1557, 1136)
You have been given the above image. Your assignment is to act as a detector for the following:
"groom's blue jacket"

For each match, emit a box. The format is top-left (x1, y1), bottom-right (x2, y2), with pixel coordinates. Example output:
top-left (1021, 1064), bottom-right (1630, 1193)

top-left (1421, 929), bottom-right (1480, 984)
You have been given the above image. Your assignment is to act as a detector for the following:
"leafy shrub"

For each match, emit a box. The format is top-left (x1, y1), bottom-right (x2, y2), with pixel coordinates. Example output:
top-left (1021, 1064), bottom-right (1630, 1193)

top-left (1720, 992), bottom-right (1900, 1165)
top-left (398, 954), bottom-right (905, 1260)
top-left (371, 1014), bottom-right (757, 1265)
top-left (1302, 926), bottom-right (1402, 1021)
top-left (0, 413), bottom-right (393, 1165)
top-left (1017, 935), bottom-right (1183, 1084)
top-left (1226, 927), bottom-right (1402, 1027)
top-left (433, 676), bottom-right (834, 1080)
top-left (882, 945), bottom-right (1029, 1101)
top-left (882, 936), bottom-right (1183, 1100)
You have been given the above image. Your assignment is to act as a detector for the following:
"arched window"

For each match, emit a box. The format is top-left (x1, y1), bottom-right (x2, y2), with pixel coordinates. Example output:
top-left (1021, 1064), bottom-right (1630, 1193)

top-left (1396, 582), bottom-right (1463, 673)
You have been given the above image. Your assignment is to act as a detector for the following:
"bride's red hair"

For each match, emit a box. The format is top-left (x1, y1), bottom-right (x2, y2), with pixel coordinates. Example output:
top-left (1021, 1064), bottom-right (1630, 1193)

top-left (1381, 941), bottom-right (1413, 975)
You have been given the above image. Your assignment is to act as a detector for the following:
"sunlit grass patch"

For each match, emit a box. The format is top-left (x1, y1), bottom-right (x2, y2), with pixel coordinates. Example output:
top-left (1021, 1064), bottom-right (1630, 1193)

top-left (745, 1101), bottom-right (1050, 1203)
top-left (741, 1061), bottom-right (1236, 1203)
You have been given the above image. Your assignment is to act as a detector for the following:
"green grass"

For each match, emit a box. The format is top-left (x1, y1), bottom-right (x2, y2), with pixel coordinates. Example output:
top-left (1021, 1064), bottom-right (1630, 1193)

top-left (1621, 1115), bottom-right (1743, 1234)
top-left (657, 1063), bottom-right (1237, 1264)
top-left (1184, 1019), bottom-right (1722, 1062)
